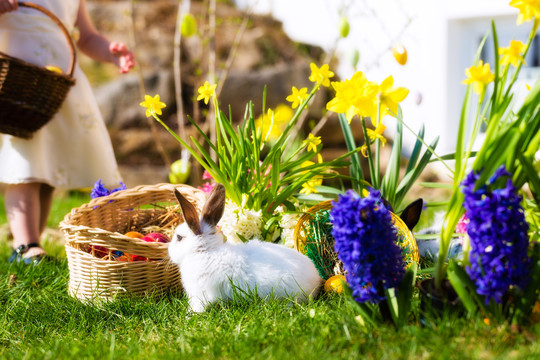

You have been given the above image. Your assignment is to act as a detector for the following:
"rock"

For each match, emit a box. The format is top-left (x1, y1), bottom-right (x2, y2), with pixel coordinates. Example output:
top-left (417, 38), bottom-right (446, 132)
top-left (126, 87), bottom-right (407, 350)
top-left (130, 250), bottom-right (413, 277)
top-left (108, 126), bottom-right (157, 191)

top-left (95, 71), bottom-right (175, 129)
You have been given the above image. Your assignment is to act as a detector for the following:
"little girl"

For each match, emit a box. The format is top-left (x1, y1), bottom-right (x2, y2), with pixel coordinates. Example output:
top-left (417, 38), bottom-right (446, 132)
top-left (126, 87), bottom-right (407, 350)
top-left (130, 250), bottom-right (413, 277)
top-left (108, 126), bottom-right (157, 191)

top-left (0, 0), bottom-right (135, 263)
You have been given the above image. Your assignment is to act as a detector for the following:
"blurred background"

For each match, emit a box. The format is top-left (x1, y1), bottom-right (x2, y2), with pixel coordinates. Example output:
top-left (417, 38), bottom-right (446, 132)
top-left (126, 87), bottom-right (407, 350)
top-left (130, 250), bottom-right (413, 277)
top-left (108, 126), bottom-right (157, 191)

top-left (83, 0), bottom-right (538, 193)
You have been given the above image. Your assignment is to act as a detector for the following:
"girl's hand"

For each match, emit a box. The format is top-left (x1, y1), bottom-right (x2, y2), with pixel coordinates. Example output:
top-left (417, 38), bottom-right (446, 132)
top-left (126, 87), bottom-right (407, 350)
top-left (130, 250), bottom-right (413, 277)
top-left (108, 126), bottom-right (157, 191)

top-left (0, 0), bottom-right (18, 15)
top-left (109, 42), bottom-right (135, 74)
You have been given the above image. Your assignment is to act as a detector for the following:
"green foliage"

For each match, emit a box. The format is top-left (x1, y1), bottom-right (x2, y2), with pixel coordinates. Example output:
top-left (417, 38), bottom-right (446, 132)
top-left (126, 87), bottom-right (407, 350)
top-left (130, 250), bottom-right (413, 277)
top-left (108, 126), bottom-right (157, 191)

top-left (338, 109), bottom-right (439, 211)
top-left (2, 247), bottom-right (540, 359)
top-left (2, 195), bottom-right (540, 357)
top-left (435, 19), bottom-right (540, 287)
top-left (152, 86), bottom-right (352, 241)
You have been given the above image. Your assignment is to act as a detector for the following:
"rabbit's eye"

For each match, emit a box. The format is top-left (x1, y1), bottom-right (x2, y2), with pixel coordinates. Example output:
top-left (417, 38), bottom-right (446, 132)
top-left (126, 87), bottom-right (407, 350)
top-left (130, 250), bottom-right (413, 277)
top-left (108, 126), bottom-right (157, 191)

top-left (175, 234), bottom-right (184, 242)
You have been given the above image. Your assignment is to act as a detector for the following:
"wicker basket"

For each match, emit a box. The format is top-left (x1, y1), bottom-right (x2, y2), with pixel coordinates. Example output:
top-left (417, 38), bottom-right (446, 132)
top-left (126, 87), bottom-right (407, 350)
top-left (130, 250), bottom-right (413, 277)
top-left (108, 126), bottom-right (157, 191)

top-left (59, 183), bottom-right (207, 301)
top-left (293, 200), bottom-right (419, 280)
top-left (0, 2), bottom-right (76, 139)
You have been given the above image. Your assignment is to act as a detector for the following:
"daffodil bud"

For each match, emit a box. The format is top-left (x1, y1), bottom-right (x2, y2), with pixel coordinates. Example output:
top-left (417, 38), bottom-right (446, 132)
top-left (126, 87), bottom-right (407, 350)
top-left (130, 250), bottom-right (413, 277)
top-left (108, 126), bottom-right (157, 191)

top-left (392, 44), bottom-right (407, 65)
top-left (339, 17), bottom-right (350, 38)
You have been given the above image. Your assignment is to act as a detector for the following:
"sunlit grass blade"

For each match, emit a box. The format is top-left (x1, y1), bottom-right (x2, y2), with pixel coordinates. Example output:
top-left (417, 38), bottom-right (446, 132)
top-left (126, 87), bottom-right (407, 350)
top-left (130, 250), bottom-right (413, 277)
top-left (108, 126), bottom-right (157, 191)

top-left (338, 113), bottom-right (363, 191)
top-left (406, 124), bottom-right (425, 173)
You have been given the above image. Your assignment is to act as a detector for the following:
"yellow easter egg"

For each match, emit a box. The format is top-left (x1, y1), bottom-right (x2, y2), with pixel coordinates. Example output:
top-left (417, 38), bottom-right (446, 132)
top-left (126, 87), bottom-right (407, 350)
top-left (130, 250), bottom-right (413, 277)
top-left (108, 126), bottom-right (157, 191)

top-left (45, 65), bottom-right (63, 74)
top-left (392, 44), bottom-right (408, 65)
top-left (324, 275), bottom-right (346, 293)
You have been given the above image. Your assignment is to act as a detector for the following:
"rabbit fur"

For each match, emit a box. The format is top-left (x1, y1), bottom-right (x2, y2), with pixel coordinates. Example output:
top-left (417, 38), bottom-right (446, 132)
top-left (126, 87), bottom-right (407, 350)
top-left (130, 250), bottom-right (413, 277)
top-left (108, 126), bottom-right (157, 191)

top-left (169, 184), bottom-right (323, 313)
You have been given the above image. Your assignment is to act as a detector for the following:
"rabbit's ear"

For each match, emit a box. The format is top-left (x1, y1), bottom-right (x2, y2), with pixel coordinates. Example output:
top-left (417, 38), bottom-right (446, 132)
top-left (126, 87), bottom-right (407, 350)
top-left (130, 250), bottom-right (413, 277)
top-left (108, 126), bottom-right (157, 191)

top-left (174, 189), bottom-right (201, 235)
top-left (201, 183), bottom-right (226, 227)
top-left (400, 198), bottom-right (423, 231)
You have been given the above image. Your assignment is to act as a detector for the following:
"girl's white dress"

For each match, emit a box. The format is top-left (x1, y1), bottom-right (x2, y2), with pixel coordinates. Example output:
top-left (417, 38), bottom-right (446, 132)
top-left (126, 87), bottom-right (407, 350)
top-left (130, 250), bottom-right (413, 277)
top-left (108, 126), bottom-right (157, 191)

top-left (0, 0), bottom-right (122, 189)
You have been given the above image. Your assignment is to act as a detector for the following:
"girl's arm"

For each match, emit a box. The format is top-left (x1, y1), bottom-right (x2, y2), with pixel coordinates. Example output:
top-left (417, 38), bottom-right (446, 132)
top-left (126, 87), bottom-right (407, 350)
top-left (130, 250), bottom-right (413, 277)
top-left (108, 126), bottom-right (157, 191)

top-left (75, 0), bottom-right (134, 73)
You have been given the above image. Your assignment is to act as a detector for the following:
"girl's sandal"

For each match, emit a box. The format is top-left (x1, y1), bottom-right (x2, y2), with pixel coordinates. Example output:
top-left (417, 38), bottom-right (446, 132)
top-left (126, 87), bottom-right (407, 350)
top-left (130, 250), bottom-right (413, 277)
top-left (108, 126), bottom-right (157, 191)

top-left (9, 243), bottom-right (47, 265)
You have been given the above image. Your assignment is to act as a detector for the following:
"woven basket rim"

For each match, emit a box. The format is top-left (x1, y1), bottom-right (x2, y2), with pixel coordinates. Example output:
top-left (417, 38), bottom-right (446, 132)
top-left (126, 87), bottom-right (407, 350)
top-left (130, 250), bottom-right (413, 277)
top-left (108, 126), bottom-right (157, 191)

top-left (5, 1), bottom-right (77, 76)
top-left (59, 183), bottom-right (207, 248)
top-left (61, 183), bottom-right (204, 223)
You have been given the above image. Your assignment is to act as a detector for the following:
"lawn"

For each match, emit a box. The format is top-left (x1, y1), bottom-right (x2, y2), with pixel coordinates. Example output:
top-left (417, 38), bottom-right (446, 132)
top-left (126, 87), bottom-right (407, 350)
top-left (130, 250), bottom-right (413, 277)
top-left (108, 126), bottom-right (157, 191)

top-left (1, 192), bottom-right (540, 360)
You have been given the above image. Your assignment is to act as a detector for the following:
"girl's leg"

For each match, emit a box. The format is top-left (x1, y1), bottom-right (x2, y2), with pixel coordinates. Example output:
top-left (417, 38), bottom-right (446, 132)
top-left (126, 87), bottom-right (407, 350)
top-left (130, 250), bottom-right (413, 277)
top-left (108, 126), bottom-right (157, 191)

top-left (5, 183), bottom-right (49, 258)
top-left (39, 183), bottom-right (55, 234)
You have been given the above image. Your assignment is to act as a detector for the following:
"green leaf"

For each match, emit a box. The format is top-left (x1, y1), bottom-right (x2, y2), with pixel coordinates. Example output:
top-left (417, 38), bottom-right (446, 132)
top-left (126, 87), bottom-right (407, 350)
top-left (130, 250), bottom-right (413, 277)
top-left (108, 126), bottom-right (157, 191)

top-left (381, 118), bottom-right (403, 207)
top-left (395, 261), bottom-right (417, 329)
top-left (517, 153), bottom-right (540, 204)
top-left (447, 261), bottom-right (478, 315)
top-left (395, 136), bottom-right (439, 207)
top-left (338, 113), bottom-right (363, 191)
top-left (406, 124), bottom-right (425, 173)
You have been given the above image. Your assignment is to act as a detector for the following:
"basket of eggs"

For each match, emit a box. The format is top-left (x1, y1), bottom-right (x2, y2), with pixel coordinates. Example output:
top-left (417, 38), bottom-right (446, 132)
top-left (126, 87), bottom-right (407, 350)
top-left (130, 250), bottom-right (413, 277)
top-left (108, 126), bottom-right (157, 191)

top-left (59, 183), bottom-right (207, 301)
top-left (0, 2), bottom-right (76, 139)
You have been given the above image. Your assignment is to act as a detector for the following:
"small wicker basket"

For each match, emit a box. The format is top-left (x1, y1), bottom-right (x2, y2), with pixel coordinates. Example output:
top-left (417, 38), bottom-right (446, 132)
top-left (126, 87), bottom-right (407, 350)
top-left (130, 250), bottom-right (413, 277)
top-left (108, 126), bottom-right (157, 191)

top-left (293, 200), bottom-right (419, 280)
top-left (0, 2), bottom-right (76, 139)
top-left (59, 183), bottom-right (207, 301)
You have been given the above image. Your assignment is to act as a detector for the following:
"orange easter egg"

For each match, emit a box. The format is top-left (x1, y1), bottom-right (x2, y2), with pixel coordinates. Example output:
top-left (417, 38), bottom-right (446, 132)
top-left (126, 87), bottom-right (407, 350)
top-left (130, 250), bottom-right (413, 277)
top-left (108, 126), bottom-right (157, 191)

top-left (124, 231), bottom-right (145, 239)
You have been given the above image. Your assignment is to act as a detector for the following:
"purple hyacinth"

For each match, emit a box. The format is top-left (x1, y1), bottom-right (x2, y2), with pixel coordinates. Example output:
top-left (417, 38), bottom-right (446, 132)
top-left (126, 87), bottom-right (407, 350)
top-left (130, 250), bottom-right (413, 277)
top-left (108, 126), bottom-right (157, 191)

top-left (91, 179), bottom-right (126, 199)
top-left (330, 189), bottom-right (405, 303)
top-left (461, 166), bottom-right (530, 305)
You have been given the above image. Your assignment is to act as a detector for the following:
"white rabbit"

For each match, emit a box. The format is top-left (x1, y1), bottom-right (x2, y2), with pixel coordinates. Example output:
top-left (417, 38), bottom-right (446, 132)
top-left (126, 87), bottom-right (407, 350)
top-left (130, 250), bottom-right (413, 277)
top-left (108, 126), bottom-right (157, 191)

top-left (168, 184), bottom-right (323, 313)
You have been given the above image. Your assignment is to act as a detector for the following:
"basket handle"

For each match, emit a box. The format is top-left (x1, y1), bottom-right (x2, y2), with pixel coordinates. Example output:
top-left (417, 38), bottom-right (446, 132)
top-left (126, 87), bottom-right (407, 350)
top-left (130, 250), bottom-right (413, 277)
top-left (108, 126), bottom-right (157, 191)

top-left (17, 1), bottom-right (77, 77)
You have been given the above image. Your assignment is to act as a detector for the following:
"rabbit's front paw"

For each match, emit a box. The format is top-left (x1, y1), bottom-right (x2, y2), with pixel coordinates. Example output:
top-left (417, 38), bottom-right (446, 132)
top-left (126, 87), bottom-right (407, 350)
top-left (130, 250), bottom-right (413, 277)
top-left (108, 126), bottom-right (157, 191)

top-left (189, 298), bottom-right (207, 313)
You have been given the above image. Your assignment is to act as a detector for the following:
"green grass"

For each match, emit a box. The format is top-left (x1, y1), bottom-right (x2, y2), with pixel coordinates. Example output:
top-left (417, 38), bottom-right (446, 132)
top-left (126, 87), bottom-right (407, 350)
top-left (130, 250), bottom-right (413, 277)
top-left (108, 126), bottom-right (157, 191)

top-left (1, 193), bottom-right (540, 359)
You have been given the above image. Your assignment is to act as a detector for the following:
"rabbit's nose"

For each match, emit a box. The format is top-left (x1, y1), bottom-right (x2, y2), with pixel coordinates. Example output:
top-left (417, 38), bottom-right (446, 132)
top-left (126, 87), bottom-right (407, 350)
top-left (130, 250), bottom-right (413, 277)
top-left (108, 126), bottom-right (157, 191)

top-left (175, 234), bottom-right (184, 243)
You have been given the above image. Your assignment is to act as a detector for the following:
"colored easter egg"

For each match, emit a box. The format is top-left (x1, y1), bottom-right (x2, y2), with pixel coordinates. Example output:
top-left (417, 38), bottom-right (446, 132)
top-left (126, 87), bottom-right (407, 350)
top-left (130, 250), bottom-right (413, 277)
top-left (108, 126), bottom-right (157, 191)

top-left (90, 245), bottom-right (109, 259)
top-left (141, 232), bottom-right (170, 243)
top-left (124, 231), bottom-right (145, 239)
top-left (324, 275), bottom-right (346, 293)
top-left (45, 65), bottom-right (63, 74)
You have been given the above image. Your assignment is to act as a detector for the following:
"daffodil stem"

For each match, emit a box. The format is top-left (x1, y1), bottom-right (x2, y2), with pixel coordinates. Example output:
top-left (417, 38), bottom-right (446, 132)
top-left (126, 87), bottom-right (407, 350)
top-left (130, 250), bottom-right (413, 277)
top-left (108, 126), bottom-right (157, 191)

top-left (360, 117), bottom-right (377, 188)
top-left (375, 103), bottom-right (381, 189)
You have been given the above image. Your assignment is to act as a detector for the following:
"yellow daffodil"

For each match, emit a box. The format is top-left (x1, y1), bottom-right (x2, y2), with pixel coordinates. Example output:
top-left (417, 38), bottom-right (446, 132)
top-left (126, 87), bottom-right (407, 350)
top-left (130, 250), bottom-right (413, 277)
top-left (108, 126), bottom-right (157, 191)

top-left (139, 94), bottom-right (166, 118)
top-left (366, 123), bottom-right (387, 145)
top-left (309, 63), bottom-right (334, 87)
top-left (299, 158), bottom-right (323, 194)
top-left (462, 60), bottom-right (495, 95)
top-left (302, 133), bottom-right (322, 153)
top-left (326, 71), bottom-right (379, 123)
top-left (300, 181), bottom-right (319, 195)
top-left (286, 86), bottom-right (309, 109)
top-left (510, 0), bottom-right (540, 25)
top-left (255, 104), bottom-right (293, 142)
top-left (499, 40), bottom-right (527, 67)
top-left (197, 81), bottom-right (217, 104)
top-left (377, 75), bottom-right (409, 121)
